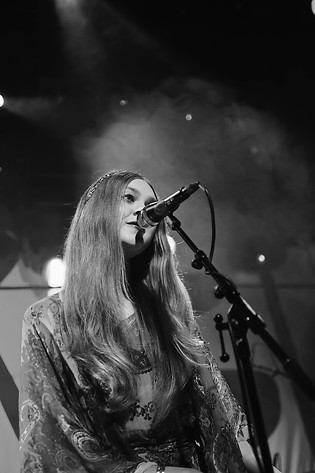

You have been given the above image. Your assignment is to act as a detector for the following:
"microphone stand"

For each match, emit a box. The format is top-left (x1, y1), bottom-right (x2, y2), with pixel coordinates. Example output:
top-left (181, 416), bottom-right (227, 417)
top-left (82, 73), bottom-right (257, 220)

top-left (168, 214), bottom-right (315, 473)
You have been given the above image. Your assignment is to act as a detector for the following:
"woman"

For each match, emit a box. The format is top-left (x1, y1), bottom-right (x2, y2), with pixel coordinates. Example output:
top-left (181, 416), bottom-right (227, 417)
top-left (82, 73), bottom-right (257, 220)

top-left (19, 170), bottom-right (278, 473)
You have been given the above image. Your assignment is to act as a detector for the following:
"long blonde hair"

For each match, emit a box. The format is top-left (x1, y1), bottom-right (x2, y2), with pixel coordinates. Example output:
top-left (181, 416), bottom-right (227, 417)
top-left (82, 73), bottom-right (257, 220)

top-left (62, 170), bottom-right (201, 422)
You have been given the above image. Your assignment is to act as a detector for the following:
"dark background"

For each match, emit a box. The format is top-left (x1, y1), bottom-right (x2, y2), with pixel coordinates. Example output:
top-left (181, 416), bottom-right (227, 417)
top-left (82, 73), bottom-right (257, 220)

top-left (1, 0), bottom-right (315, 272)
top-left (1, 0), bottom-right (315, 205)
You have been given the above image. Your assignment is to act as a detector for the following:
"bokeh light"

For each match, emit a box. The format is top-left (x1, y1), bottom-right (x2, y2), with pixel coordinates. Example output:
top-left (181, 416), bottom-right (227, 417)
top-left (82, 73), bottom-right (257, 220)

top-left (44, 257), bottom-right (66, 288)
top-left (257, 253), bottom-right (266, 264)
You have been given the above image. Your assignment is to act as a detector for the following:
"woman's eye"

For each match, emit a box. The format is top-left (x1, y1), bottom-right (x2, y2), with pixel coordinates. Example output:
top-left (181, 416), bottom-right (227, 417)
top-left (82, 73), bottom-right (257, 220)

top-left (123, 194), bottom-right (135, 203)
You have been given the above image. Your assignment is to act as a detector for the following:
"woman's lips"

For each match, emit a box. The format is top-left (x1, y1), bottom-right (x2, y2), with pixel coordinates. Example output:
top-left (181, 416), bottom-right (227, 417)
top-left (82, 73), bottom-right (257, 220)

top-left (127, 221), bottom-right (145, 232)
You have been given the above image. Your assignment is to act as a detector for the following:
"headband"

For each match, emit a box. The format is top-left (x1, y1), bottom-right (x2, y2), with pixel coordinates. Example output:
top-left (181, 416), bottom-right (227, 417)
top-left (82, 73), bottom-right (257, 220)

top-left (85, 173), bottom-right (112, 202)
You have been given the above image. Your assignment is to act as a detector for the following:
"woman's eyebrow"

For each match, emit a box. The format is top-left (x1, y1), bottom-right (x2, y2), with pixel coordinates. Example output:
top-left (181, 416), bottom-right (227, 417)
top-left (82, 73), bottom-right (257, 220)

top-left (125, 186), bottom-right (139, 194)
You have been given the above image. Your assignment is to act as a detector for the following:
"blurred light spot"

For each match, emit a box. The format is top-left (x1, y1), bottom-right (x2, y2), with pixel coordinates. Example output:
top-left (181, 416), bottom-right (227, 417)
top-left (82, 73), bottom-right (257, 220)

top-left (312, 0), bottom-right (315, 14)
top-left (44, 257), bottom-right (66, 287)
top-left (0, 95), bottom-right (4, 107)
top-left (185, 113), bottom-right (193, 121)
top-left (120, 99), bottom-right (128, 106)
top-left (257, 254), bottom-right (266, 264)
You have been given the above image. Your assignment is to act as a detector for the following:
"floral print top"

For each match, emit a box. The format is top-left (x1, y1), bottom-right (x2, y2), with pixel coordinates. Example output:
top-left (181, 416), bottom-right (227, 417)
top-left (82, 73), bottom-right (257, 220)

top-left (19, 293), bottom-right (249, 473)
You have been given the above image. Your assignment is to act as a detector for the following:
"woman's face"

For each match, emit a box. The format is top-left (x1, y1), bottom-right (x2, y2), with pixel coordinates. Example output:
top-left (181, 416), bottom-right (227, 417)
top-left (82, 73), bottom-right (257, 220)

top-left (120, 178), bottom-right (158, 260)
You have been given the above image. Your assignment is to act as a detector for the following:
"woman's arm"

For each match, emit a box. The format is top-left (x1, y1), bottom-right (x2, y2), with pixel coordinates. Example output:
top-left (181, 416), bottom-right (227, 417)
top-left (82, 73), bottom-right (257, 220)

top-left (19, 302), bottom-right (144, 473)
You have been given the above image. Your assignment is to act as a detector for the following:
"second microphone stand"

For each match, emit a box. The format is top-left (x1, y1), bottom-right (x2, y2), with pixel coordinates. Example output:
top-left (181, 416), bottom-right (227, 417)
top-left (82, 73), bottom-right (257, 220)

top-left (169, 214), bottom-right (315, 473)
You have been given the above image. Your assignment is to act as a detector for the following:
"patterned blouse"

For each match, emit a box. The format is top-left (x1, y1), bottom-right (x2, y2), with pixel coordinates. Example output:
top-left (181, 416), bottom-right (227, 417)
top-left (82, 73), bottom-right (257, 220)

top-left (19, 293), bottom-right (249, 473)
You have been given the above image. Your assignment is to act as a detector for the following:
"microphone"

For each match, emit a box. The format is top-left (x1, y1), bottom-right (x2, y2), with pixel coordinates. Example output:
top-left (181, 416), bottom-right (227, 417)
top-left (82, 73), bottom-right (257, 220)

top-left (137, 181), bottom-right (200, 229)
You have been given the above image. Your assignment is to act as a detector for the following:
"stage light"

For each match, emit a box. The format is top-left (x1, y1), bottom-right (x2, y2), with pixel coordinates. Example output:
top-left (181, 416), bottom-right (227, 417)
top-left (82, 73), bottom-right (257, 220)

top-left (44, 257), bottom-right (65, 288)
top-left (0, 95), bottom-right (4, 107)
top-left (257, 254), bottom-right (266, 264)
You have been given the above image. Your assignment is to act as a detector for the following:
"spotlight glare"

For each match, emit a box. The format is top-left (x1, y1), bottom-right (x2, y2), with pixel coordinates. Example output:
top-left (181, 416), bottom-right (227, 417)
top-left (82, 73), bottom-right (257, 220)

top-left (257, 254), bottom-right (266, 264)
top-left (0, 95), bottom-right (4, 107)
top-left (44, 257), bottom-right (66, 287)
top-left (185, 113), bottom-right (193, 121)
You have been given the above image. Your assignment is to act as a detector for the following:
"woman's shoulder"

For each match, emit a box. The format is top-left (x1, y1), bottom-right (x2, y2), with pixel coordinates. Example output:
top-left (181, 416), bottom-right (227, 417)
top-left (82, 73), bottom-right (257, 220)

top-left (23, 291), bottom-right (64, 329)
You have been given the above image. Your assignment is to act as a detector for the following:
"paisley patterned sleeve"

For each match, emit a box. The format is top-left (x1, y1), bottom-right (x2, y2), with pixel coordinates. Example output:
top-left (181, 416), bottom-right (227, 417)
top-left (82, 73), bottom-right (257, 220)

top-left (19, 301), bottom-right (143, 473)
top-left (188, 320), bottom-right (250, 473)
top-left (196, 342), bottom-right (249, 442)
top-left (193, 320), bottom-right (250, 441)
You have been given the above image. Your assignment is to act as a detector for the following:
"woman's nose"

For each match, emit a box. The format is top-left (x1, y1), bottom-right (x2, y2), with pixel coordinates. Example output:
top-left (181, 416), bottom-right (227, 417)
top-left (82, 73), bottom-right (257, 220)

top-left (133, 202), bottom-right (145, 216)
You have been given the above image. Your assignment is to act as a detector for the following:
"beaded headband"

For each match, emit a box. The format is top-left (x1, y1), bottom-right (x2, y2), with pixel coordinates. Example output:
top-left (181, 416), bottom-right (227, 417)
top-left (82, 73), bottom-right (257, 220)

top-left (85, 171), bottom-right (158, 203)
top-left (85, 173), bottom-right (111, 201)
